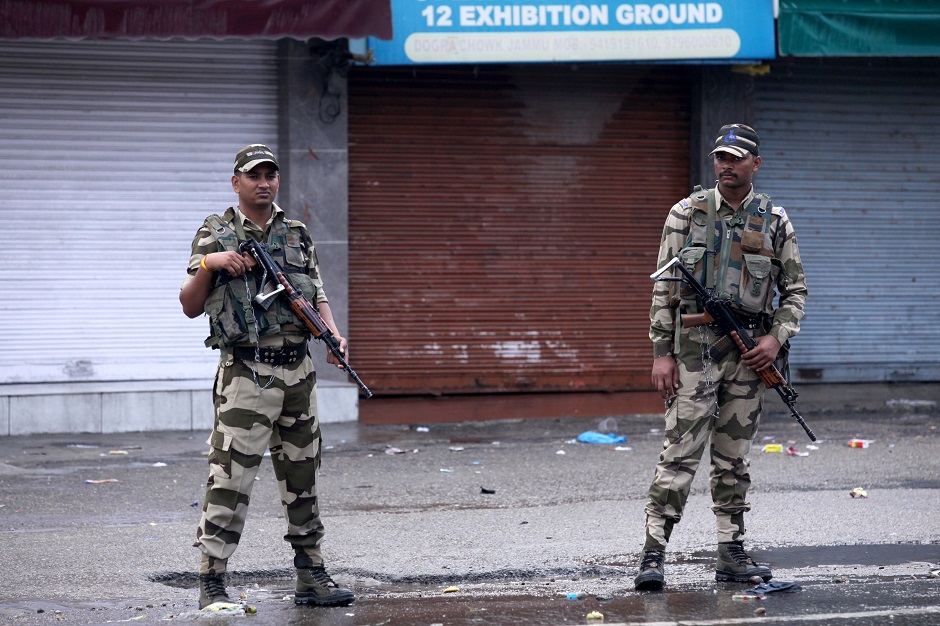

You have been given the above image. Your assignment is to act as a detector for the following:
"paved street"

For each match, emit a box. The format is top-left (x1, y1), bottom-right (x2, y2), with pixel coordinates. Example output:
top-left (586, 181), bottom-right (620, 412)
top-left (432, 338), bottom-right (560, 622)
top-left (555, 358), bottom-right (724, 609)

top-left (0, 383), bottom-right (938, 625)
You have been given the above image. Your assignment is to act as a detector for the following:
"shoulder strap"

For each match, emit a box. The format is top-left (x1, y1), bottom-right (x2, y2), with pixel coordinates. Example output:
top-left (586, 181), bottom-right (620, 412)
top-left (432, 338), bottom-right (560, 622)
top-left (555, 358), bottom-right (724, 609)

top-left (204, 209), bottom-right (241, 251)
top-left (753, 194), bottom-right (773, 234)
top-left (705, 188), bottom-right (717, 289)
top-left (754, 194), bottom-right (784, 252)
top-left (283, 217), bottom-right (313, 255)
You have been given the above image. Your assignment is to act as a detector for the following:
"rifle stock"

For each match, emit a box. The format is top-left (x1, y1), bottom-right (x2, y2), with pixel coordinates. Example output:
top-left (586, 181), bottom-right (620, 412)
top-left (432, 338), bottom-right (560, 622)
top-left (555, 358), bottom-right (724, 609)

top-left (680, 311), bottom-right (713, 327)
top-left (240, 240), bottom-right (373, 398)
top-left (652, 257), bottom-right (815, 441)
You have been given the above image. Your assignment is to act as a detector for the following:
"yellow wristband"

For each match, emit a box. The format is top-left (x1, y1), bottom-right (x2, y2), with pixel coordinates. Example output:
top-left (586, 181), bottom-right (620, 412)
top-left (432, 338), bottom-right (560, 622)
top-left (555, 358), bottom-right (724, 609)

top-left (200, 256), bottom-right (210, 272)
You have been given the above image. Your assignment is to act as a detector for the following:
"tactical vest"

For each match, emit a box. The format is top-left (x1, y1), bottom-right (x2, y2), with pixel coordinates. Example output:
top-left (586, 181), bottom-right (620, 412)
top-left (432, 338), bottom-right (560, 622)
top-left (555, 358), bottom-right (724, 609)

top-left (201, 207), bottom-right (318, 349)
top-left (677, 186), bottom-right (781, 318)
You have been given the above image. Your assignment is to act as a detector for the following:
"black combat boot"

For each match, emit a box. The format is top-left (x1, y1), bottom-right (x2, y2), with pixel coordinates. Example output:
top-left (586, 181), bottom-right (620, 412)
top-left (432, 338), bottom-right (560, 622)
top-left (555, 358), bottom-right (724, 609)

top-left (715, 541), bottom-right (773, 582)
top-left (198, 573), bottom-right (231, 609)
top-left (634, 549), bottom-right (666, 591)
top-left (294, 554), bottom-right (355, 606)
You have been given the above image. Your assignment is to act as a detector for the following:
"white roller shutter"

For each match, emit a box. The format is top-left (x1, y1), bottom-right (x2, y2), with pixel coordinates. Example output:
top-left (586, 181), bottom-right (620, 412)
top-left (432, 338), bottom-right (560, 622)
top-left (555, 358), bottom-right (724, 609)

top-left (754, 59), bottom-right (940, 383)
top-left (0, 39), bottom-right (278, 384)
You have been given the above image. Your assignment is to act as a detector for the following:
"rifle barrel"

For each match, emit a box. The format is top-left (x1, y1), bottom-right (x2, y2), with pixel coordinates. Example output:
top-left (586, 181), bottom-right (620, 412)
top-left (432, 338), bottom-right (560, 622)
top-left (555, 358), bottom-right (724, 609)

top-left (777, 389), bottom-right (817, 441)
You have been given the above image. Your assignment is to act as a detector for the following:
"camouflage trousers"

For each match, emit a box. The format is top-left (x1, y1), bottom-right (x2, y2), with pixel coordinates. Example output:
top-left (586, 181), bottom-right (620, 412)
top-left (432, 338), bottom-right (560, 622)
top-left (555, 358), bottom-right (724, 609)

top-left (643, 326), bottom-right (765, 550)
top-left (196, 351), bottom-right (324, 575)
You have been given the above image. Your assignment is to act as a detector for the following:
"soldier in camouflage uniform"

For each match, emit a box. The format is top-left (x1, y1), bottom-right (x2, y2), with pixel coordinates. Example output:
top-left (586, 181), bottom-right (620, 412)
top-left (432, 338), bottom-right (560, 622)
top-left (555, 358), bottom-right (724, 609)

top-left (180, 145), bottom-right (354, 609)
top-left (635, 125), bottom-right (808, 591)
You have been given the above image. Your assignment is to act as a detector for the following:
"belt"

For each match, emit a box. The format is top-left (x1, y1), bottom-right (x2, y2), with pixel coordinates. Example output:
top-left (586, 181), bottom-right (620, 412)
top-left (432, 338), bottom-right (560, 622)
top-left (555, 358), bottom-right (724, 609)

top-left (231, 343), bottom-right (308, 365)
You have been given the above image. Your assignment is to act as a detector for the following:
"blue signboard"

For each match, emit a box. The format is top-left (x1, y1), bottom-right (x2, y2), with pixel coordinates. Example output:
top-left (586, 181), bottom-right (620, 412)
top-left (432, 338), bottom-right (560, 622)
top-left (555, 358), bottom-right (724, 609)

top-left (368, 0), bottom-right (776, 65)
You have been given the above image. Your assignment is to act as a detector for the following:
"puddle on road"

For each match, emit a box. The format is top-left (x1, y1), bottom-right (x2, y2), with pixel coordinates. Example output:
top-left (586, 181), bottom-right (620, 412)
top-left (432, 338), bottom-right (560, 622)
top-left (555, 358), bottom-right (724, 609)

top-left (9, 543), bottom-right (937, 626)
top-left (139, 543), bottom-right (940, 625)
top-left (139, 577), bottom-right (940, 626)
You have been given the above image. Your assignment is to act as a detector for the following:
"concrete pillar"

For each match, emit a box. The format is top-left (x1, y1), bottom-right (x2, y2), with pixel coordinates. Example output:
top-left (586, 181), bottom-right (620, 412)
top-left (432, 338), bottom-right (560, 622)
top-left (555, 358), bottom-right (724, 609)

top-left (277, 38), bottom-right (358, 421)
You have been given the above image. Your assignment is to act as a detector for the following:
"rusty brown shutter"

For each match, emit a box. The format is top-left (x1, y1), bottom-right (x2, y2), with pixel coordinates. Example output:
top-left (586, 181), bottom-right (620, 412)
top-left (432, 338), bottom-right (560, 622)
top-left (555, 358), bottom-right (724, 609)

top-left (348, 64), bottom-right (690, 396)
top-left (0, 0), bottom-right (392, 40)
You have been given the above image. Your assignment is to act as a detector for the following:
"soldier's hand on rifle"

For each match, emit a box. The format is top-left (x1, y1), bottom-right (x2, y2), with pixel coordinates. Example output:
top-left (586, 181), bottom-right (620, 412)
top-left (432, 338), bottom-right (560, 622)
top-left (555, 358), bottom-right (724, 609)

top-left (651, 355), bottom-right (679, 400)
top-left (326, 336), bottom-right (348, 369)
top-left (202, 251), bottom-right (257, 276)
top-left (741, 334), bottom-right (780, 372)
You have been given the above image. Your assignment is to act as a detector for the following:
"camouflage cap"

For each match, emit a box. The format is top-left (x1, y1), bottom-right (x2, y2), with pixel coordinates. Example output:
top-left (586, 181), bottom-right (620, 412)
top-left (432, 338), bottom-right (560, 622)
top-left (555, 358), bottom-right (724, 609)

top-left (234, 144), bottom-right (278, 173)
top-left (709, 124), bottom-right (760, 158)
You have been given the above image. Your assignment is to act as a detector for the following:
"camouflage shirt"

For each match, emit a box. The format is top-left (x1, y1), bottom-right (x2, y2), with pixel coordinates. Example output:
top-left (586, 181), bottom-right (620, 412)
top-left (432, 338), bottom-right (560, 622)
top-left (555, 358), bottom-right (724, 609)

top-left (649, 186), bottom-right (808, 358)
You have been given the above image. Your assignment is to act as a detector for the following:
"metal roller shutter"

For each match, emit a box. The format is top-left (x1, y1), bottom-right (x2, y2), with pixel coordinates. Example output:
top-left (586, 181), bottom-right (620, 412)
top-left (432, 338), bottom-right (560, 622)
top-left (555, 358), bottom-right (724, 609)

top-left (754, 58), bottom-right (940, 382)
top-left (0, 39), bottom-right (278, 384)
top-left (348, 64), bottom-right (691, 396)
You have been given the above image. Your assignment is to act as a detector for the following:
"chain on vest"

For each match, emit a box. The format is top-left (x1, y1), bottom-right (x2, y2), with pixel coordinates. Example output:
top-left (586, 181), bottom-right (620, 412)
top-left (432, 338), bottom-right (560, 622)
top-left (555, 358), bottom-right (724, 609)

top-left (677, 185), bottom-right (782, 318)
top-left (201, 208), bottom-right (318, 349)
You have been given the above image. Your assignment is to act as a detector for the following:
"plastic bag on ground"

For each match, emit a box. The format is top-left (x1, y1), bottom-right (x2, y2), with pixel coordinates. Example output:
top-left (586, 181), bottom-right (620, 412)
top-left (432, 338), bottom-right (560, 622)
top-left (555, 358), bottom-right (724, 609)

top-left (577, 431), bottom-right (627, 444)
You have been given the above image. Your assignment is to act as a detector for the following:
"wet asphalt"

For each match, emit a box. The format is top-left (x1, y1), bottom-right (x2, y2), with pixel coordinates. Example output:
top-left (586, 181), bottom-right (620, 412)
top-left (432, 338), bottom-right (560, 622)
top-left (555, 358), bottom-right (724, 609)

top-left (0, 388), bottom-right (938, 625)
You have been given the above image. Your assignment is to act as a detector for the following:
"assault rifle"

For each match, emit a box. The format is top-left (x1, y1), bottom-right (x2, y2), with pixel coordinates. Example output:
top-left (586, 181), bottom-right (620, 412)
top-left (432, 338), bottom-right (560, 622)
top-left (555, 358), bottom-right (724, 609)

top-left (651, 256), bottom-right (815, 441)
top-left (239, 240), bottom-right (373, 398)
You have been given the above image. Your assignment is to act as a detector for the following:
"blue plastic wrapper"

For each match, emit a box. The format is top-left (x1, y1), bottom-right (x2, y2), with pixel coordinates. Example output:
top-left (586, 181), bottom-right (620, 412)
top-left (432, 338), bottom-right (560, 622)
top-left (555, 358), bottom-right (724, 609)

top-left (742, 581), bottom-right (803, 595)
top-left (577, 431), bottom-right (627, 444)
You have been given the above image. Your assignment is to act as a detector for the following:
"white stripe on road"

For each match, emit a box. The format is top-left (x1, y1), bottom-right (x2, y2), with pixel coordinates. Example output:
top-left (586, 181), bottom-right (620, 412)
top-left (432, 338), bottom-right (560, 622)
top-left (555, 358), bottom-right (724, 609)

top-left (599, 604), bottom-right (940, 625)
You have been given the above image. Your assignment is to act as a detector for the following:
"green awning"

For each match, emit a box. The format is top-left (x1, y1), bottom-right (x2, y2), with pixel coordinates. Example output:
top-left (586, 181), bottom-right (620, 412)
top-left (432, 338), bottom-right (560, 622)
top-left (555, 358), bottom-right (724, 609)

top-left (779, 0), bottom-right (940, 56)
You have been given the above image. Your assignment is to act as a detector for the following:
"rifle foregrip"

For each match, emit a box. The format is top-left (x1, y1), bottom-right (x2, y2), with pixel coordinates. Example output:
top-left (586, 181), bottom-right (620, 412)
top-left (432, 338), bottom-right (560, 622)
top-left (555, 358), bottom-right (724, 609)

top-left (762, 368), bottom-right (786, 387)
top-left (729, 330), bottom-right (755, 352)
top-left (291, 301), bottom-right (327, 339)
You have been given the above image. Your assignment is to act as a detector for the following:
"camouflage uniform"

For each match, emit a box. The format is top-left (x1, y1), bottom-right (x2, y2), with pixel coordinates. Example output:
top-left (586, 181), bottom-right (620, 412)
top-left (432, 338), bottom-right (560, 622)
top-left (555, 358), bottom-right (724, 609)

top-left (644, 185), bottom-right (807, 549)
top-left (182, 205), bottom-right (330, 575)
